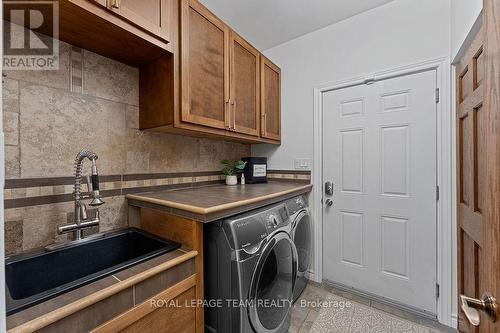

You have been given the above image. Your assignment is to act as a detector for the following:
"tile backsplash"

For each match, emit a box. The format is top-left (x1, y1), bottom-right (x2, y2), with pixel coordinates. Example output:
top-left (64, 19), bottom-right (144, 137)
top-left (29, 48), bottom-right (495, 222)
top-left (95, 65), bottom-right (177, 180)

top-left (3, 35), bottom-right (250, 254)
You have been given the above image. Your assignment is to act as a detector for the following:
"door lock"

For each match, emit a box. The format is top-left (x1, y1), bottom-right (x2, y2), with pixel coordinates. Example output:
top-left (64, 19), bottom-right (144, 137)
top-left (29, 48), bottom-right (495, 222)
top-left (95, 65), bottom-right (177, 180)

top-left (325, 199), bottom-right (333, 207)
top-left (460, 293), bottom-right (498, 326)
top-left (325, 181), bottom-right (334, 196)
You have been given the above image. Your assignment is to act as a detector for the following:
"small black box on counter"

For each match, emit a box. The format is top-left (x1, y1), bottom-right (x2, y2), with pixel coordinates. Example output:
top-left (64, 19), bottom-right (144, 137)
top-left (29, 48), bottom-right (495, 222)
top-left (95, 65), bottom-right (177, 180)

top-left (242, 157), bottom-right (267, 183)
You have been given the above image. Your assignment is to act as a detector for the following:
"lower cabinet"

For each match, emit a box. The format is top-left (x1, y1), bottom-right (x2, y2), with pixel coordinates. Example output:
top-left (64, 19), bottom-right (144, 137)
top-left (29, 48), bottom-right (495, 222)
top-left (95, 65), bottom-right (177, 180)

top-left (92, 275), bottom-right (198, 333)
top-left (118, 288), bottom-right (196, 333)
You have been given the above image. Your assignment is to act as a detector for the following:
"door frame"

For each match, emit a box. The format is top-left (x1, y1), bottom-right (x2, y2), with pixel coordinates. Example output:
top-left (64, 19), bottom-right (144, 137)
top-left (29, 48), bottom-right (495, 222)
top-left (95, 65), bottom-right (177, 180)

top-left (311, 57), bottom-right (455, 327)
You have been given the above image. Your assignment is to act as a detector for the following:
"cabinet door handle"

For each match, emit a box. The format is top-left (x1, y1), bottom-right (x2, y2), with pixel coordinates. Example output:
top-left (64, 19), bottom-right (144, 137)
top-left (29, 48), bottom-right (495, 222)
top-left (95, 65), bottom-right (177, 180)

top-left (232, 100), bottom-right (237, 130)
top-left (225, 100), bottom-right (231, 130)
top-left (262, 113), bottom-right (267, 136)
top-left (110, 0), bottom-right (121, 9)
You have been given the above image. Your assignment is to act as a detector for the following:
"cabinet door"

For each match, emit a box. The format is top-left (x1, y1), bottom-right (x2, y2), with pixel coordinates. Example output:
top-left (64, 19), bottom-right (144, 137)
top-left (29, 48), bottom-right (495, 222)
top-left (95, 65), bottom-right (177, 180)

top-left (120, 288), bottom-right (196, 333)
top-left (260, 56), bottom-right (281, 141)
top-left (229, 32), bottom-right (260, 136)
top-left (180, 0), bottom-right (230, 130)
top-left (107, 0), bottom-right (170, 41)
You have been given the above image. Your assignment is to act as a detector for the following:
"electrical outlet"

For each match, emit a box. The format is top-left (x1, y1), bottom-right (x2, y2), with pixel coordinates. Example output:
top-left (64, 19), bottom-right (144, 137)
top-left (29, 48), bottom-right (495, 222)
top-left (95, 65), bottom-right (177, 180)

top-left (294, 158), bottom-right (310, 170)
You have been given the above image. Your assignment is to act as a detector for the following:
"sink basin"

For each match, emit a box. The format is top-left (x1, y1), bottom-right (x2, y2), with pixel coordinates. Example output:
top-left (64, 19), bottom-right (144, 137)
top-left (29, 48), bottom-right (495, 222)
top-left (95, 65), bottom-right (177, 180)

top-left (5, 227), bottom-right (180, 315)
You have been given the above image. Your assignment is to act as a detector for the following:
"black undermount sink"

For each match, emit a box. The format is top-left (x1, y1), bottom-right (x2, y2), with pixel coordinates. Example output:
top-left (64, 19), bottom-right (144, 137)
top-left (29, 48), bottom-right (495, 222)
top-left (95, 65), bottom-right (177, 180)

top-left (5, 227), bottom-right (180, 316)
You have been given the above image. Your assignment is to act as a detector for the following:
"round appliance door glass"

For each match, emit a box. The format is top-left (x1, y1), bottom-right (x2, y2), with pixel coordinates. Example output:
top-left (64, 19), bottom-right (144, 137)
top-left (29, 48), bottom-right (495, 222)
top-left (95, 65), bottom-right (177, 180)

top-left (293, 211), bottom-right (312, 274)
top-left (249, 232), bottom-right (297, 333)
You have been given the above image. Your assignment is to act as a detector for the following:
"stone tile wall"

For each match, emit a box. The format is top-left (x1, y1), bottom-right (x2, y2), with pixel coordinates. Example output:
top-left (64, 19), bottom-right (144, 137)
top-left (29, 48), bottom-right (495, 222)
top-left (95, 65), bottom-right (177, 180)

top-left (2, 36), bottom-right (250, 254)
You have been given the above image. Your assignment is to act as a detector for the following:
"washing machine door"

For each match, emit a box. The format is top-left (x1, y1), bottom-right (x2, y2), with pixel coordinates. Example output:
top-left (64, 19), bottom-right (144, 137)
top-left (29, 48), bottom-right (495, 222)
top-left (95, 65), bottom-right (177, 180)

top-left (293, 210), bottom-right (312, 276)
top-left (248, 231), bottom-right (297, 333)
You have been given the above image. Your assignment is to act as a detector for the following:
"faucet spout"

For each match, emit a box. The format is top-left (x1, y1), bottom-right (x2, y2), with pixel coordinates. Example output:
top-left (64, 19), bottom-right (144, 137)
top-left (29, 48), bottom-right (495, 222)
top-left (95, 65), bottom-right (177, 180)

top-left (59, 150), bottom-right (105, 240)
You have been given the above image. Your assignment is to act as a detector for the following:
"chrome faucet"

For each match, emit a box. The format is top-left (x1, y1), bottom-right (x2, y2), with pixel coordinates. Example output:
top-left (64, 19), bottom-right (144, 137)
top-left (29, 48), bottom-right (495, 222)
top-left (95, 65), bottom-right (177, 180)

top-left (58, 150), bottom-right (105, 240)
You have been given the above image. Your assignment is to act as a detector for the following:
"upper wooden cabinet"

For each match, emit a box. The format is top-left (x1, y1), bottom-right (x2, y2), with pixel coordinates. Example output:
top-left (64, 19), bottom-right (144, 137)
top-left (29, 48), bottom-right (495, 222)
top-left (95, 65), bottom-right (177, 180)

top-left (229, 32), bottom-right (261, 137)
top-left (107, 0), bottom-right (171, 42)
top-left (180, 0), bottom-right (230, 130)
top-left (260, 56), bottom-right (281, 142)
top-left (140, 0), bottom-right (281, 144)
top-left (50, 0), bottom-right (173, 67)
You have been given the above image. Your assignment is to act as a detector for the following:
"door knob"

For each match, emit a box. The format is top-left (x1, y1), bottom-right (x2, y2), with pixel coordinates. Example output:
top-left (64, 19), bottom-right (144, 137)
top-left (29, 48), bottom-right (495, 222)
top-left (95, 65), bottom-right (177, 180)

top-left (325, 199), bottom-right (333, 207)
top-left (460, 293), bottom-right (498, 326)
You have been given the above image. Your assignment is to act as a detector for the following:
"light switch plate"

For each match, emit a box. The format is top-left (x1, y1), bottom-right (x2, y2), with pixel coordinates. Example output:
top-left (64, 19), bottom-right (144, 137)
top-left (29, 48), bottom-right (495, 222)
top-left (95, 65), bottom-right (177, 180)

top-left (294, 158), bottom-right (310, 170)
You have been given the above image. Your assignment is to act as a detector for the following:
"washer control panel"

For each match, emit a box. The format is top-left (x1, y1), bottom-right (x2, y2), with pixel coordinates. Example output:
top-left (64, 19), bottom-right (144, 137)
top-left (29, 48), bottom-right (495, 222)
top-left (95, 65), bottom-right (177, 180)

top-left (223, 203), bottom-right (290, 249)
top-left (264, 206), bottom-right (289, 232)
top-left (285, 195), bottom-right (308, 216)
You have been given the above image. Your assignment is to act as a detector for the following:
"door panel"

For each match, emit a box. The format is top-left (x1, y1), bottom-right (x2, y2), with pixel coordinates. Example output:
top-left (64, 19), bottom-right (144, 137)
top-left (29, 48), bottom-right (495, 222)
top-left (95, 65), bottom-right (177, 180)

top-left (180, 0), bottom-right (229, 130)
top-left (322, 70), bottom-right (438, 314)
top-left (455, 13), bottom-right (500, 329)
top-left (261, 57), bottom-right (281, 141)
top-left (230, 32), bottom-right (260, 136)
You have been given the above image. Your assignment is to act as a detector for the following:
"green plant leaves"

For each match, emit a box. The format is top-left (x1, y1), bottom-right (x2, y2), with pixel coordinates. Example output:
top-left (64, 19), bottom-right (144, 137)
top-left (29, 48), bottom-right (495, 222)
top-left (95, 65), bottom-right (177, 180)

top-left (220, 159), bottom-right (247, 176)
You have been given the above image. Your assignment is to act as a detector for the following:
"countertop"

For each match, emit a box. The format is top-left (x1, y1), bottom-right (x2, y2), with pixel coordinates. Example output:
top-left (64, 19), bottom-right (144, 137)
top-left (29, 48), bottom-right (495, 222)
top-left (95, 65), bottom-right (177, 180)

top-left (126, 181), bottom-right (313, 222)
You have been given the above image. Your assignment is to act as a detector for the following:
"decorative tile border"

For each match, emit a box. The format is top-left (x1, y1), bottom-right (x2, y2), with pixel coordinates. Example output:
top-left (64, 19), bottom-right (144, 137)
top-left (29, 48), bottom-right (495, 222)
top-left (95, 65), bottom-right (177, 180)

top-left (267, 169), bottom-right (311, 182)
top-left (4, 170), bottom-right (311, 209)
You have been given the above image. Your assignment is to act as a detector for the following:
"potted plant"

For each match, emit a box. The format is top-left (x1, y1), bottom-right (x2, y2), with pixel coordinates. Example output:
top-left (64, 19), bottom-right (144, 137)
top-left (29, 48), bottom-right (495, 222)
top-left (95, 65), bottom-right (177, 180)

top-left (221, 159), bottom-right (247, 185)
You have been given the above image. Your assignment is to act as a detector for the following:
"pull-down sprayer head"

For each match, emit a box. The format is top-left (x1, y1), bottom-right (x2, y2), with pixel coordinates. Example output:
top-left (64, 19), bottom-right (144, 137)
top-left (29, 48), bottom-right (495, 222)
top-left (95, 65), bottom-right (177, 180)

top-left (89, 158), bottom-right (104, 207)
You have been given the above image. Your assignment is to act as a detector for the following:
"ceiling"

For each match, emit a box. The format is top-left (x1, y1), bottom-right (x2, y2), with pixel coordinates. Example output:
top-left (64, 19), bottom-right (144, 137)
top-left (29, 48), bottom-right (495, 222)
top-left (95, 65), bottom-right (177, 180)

top-left (199, 0), bottom-right (395, 50)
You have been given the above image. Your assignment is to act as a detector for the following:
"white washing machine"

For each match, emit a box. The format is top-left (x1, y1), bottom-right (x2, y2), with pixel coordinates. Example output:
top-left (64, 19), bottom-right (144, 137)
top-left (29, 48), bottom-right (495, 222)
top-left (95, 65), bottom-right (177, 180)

top-left (285, 195), bottom-right (313, 302)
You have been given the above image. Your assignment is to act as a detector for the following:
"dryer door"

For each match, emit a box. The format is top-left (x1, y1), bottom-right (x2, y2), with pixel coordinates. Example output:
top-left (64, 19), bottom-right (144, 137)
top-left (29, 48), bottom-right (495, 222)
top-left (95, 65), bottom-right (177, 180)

top-left (293, 210), bottom-right (312, 276)
top-left (248, 231), bottom-right (297, 333)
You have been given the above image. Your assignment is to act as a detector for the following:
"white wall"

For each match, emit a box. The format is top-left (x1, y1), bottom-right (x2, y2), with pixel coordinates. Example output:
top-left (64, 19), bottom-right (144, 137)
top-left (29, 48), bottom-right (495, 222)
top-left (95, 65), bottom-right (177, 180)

top-left (450, 0), bottom-right (482, 60)
top-left (252, 0), bottom-right (451, 169)
top-left (251, 0), bottom-right (455, 326)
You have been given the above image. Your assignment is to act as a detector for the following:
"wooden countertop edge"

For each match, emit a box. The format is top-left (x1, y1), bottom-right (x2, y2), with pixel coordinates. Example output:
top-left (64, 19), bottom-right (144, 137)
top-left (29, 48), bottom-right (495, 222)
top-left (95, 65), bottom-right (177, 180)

top-left (126, 183), bottom-right (313, 214)
top-left (8, 250), bottom-right (198, 333)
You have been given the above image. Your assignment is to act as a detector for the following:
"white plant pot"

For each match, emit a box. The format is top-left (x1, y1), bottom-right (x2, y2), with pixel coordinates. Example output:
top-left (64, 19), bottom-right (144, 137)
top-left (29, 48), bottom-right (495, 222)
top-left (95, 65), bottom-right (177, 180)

top-left (225, 175), bottom-right (237, 185)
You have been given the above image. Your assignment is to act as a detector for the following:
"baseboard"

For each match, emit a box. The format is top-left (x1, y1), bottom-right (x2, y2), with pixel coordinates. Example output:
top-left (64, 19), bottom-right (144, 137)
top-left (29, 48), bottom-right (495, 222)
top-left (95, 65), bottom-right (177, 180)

top-left (305, 268), bottom-right (321, 283)
top-left (451, 313), bottom-right (458, 329)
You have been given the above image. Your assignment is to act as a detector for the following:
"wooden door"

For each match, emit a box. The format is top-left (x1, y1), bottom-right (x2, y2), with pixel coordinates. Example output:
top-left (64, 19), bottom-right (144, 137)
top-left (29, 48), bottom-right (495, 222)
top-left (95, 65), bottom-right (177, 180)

top-left (107, 0), bottom-right (170, 41)
top-left (180, 0), bottom-right (230, 130)
top-left (229, 31), bottom-right (260, 136)
top-left (456, 0), bottom-right (500, 331)
top-left (260, 56), bottom-right (281, 141)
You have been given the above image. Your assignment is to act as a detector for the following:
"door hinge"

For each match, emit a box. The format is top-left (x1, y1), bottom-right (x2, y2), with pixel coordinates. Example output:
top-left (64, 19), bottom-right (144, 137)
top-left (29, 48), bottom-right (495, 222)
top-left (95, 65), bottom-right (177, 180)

top-left (435, 88), bottom-right (440, 103)
top-left (436, 283), bottom-right (440, 298)
top-left (436, 186), bottom-right (440, 201)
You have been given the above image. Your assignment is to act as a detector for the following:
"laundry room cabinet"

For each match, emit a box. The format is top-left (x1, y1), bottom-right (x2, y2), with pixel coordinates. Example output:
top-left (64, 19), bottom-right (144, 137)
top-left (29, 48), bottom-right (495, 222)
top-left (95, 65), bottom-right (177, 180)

top-left (180, 0), bottom-right (230, 131)
top-left (228, 31), bottom-right (261, 137)
top-left (179, 0), bottom-right (263, 139)
top-left (260, 55), bottom-right (281, 141)
top-left (140, 0), bottom-right (281, 144)
top-left (106, 0), bottom-right (171, 42)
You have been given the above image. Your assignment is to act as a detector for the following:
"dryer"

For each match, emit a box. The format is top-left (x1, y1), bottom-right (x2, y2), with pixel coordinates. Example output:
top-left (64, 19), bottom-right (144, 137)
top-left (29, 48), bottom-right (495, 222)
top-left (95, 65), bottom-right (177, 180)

top-left (285, 195), bottom-right (313, 302)
top-left (204, 203), bottom-right (297, 333)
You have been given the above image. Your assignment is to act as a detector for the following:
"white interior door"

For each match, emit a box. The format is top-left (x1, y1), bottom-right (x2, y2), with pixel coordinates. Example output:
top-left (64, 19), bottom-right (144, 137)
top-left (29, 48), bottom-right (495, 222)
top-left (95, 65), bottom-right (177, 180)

top-left (322, 70), bottom-right (438, 314)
